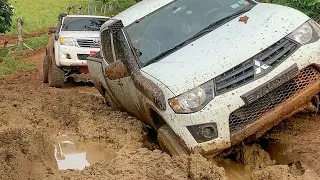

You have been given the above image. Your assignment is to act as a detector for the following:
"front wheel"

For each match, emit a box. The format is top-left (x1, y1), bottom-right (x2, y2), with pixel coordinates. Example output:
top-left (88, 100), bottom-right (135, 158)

top-left (157, 125), bottom-right (189, 156)
top-left (48, 57), bottom-right (65, 88)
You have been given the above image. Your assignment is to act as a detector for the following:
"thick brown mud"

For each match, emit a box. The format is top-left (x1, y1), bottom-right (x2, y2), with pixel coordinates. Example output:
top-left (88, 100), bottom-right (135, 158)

top-left (1, 51), bottom-right (320, 179)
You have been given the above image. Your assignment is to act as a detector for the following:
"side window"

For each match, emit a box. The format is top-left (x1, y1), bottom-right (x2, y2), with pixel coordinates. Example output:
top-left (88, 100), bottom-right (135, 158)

top-left (100, 29), bottom-right (114, 64)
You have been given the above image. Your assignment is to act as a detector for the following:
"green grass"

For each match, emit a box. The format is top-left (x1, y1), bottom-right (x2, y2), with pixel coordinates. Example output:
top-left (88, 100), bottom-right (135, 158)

top-left (269, 0), bottom-right (320, 22)
top-left (8, 0), bottom-right (92, 34)
top-left (7, 0), bottom-right (137, 35)
top-left (23, 34), bottom-right (49, 49)
top-left (0, 50), bottom-right (36, 77)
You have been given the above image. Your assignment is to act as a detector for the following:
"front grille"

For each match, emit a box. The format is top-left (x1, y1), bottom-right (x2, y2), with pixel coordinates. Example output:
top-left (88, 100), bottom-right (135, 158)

top-left (76, 39), bottom-right (100, 48)
top-left (215, 38), bottom-right (300, 95)
top-left (77, 54), bottom-right (89, 60)
top-left (229, 66), bottom-right (320, 135)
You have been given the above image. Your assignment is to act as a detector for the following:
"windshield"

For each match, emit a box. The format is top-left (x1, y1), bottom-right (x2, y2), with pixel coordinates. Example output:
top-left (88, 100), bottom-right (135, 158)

top-left (124, 0), bottom-right (255, 67)
top-left (61, 17), bottom-right (108, 31)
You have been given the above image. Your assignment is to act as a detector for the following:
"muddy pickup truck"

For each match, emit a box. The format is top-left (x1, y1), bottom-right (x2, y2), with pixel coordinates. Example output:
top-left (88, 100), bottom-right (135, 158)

top-left (87, 0), bottom-right (320, 156)
top-left (43, 13), bottom-right (109, 87)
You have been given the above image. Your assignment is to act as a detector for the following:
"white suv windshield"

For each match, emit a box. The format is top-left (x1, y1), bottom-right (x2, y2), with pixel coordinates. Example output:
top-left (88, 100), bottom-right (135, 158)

top-left (124, 0), bottom-right (255, 67)
top-left (61, 17), bottom-right (108, 31)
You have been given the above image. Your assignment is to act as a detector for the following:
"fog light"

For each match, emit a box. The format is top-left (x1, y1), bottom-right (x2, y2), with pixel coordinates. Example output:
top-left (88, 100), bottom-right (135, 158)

top-left (201, 125), bottom-right (216, 139)
top-left (61, 53), bottom-right (71, 59)
top-left (61, 53), bottom-right (67, 59)
top-left (187, 123), bottom-right (218, 143)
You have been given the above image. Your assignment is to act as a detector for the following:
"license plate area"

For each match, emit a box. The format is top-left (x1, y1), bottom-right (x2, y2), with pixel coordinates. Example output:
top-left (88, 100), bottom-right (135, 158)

top-left (90, 51), bottom-right (98, 56)
top-left (241, 64), bottom-right (299, 104)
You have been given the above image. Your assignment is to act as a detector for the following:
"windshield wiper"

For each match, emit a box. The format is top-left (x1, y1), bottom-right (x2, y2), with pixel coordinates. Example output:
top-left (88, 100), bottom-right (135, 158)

top-left (143, 41), bottom-right (189, 67)
top-left (144, 5), bottom-right (254, 67)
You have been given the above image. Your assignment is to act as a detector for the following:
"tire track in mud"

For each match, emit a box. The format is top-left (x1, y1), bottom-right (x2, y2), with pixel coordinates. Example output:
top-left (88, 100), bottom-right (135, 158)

top-left (0, 51), bottom-right (320, 179)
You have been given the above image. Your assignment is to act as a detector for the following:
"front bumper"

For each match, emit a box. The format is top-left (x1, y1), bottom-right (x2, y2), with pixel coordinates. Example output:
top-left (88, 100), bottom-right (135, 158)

top-left (161, 39), bottom-right (320, 155)
top-left (196, 65), bottom-right (320, 155)
top-left (57, 45), bottom-right (100, 67)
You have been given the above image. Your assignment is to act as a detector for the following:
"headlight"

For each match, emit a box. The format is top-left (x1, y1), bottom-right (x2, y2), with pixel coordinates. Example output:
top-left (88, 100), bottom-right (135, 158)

top-left (287, 19), bottom-right (320, 45)
top-left (59, 37), bottom-right (75, 46)
top-left (168, 81), bottom-right (214, 114)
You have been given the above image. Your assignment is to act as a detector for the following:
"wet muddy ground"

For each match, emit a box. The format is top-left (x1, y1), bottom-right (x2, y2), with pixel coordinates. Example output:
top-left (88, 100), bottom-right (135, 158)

top-left (1, 51), bottom-right (320, 179)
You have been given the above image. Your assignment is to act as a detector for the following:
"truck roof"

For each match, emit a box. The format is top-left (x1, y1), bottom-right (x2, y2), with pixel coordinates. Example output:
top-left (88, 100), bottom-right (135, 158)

top-left (113, 0), bottom-right (172, 27)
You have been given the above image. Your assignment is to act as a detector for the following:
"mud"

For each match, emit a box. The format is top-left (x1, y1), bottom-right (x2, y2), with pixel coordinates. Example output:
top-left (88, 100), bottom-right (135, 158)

top-left (264, 113), bottom-right (320, 175)
top-left (57, 150), bottom-right (227, 180)
top-left (0, 127), bottom-right (57, 180)
top-left (0, 52), bottom-right (228, 180)
top-left (54, 137), bottom-right (116, 170)
top-left (1, 50), bottom-right (320, 179)
top-left (236, 144), bottom-right (276, 171)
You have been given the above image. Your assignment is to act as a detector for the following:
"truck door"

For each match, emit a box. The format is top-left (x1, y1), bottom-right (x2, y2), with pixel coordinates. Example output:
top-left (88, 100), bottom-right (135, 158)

top-left (100, 27), bottom-right (141, 115)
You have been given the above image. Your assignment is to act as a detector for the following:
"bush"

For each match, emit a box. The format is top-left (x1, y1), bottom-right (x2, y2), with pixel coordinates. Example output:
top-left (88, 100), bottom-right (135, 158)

top-left (0, 0), bottom-right (13, 33)
top-left (270, 0), bottom-right (320, 22)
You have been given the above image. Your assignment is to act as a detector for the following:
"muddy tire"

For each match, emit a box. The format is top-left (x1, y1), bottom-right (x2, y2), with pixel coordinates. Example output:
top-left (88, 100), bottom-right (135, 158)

top-left (42, 55), bottom-right (50, 83)
top-left (157, 125), bottom-right (189, 156)
top-left (48, 57), bottom-right (65, 88)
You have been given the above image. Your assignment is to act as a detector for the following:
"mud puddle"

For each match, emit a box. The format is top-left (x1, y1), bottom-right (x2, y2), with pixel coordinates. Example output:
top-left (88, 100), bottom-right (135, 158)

top-left (54, 136), bottom-right (116, 170)
top-left (218, 160), bottom-right (252, 180)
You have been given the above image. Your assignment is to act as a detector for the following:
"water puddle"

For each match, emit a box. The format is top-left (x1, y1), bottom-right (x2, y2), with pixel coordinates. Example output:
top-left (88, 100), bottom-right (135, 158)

top-left (218, 160), bottom-right (252, 180)
top-left (261, 138), bottom-right (293, 165)
top-left (54, 138), bottom-right (116, 170)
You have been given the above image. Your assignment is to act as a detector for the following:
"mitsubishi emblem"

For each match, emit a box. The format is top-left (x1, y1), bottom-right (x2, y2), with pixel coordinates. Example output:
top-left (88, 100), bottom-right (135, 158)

top-left (254, 60), bottom-right (270, 74)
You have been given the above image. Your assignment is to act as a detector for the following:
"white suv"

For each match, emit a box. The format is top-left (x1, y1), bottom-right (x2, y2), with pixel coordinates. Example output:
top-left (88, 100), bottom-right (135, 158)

top-left (88, 0), bottom-right (320, 155)
top-left (43, 14), bottom-right (109, 87)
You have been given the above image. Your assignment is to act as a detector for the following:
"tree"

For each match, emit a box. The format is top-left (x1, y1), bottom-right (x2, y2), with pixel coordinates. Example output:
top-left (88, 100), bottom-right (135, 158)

top-left (0, 0), bottom-right (13, 34)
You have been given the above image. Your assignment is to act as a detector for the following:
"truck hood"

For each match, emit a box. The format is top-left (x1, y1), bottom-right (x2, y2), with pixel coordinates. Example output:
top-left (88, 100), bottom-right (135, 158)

top-left (141, 3), bottom-right (309, 96)
top-left (59, 31), bottom-right (100, 38)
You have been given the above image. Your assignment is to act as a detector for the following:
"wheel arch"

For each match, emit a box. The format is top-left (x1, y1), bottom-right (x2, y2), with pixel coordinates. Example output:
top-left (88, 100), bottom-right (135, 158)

top-left (149, 108), bottom-right (167, 130)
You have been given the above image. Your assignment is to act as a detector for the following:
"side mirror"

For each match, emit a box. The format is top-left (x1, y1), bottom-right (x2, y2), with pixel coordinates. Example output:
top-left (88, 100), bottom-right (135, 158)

top-left (105, 61), bottom-right (129, 80)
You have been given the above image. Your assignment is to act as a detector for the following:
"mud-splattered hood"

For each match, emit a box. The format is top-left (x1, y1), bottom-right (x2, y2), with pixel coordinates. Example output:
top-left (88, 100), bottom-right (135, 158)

top-left (141, 3), bottom-right (309, 96)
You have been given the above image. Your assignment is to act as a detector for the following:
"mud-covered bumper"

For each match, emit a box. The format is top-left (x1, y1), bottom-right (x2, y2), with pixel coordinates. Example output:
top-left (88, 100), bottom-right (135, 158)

top-left (192, 65), bottom-right (320, 155)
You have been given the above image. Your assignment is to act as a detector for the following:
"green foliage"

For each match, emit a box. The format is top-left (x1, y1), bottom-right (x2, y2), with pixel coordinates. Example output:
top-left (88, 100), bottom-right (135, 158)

top-left (7, 0), bottom-right (137, 34)
top-left (270, 0), bottom-right (320, 22)
top-left (0, 0), bottom-right (13, 33)
top-left (93, 0), bottom-right (136, 16)
top-left (8, 0), bottom-right (91, 34)
top-left (0, 50), bottom-right (36, 77)
top-left (24, 34), bottom-right (49, 49)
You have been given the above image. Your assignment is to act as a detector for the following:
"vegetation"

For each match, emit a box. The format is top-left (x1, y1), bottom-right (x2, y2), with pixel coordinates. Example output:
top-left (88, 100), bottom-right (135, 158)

top-left (266, 0), bottom-right (320, 22)
top-left (7, 0), bottom-right (137, 34)
top-left (0, 49), bottom-right (35, 77)
top-left (7, 0), bottom-right (92, 34)
top-left (0, 0), bottom-right (13, 33)
top-left (23, 34), bottom-right (49, 49)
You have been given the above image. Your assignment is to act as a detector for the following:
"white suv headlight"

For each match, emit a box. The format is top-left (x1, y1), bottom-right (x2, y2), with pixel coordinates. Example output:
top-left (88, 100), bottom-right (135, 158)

top-left (287, 19), bottom-right (320, 45)
top-left (59, 37), bottom-right (75, 46)
top-left (169, 81), bottom-right (214, 114)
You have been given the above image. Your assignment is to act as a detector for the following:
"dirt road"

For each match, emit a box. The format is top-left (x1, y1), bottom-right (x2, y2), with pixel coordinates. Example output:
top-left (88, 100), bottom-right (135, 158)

top-left (1, 51), bottom-right (320, 180)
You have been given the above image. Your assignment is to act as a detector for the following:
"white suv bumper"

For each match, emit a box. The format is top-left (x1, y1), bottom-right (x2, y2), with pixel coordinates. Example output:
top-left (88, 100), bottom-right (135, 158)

top-left (56, 45), bottom-right (100, 67)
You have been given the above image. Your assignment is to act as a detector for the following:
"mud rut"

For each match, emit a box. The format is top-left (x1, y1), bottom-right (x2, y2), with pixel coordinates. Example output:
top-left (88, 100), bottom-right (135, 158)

top-left (0, 50), bottom-right (320, 180)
